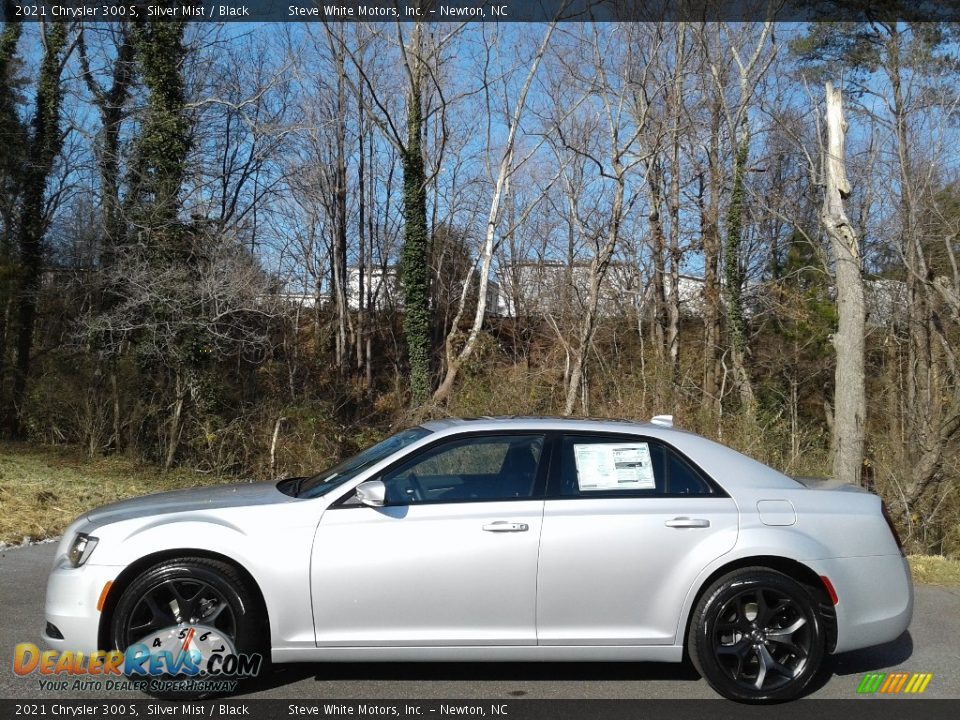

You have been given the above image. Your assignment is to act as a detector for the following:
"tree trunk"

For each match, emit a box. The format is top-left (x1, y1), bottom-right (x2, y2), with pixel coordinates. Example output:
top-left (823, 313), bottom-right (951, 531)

top-left (724, 131), bottom-right (757, 416)
top-left (665, 25), bottom-right (685, 386)
top-left (165, 371), bottom-right (186, 470)
top-left (821, 82), bottom-right (866, 486)
top-left (432, 21), bottom-right (557, 405)
top-left (9, 23), bottom-right (68, 435)
top-left (646, 162), bottom-right (667, 364)
top-left (356, 76), bottom-right (366, 379)
top-left (564, 176), bottom-right (625, 416)
top-left (400, 22), bottom-right (432, 406)
top-left (0, 21), bottom-right (23, 399)
top-left (701, 102), bottom-right (723, 413)
top-left (332, 48), bottom-right (350, 373)
top-left (78, 23), bottom-right (135, 262)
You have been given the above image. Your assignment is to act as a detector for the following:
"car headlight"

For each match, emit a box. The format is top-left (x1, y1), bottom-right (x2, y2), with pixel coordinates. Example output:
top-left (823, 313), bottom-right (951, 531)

top-left (68, 533), bottom-right (98, 567)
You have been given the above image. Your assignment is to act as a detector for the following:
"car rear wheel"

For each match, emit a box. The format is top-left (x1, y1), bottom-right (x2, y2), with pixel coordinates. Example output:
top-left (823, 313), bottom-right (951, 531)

top-left (688, 567), bottom-right (825, 702)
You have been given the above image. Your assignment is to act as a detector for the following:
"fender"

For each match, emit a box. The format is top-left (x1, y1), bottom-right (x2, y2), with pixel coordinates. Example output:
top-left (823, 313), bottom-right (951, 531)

top-left (89, 508), bottom-right (320, 650)
top-left (673, 526), bottom-right (834, 645)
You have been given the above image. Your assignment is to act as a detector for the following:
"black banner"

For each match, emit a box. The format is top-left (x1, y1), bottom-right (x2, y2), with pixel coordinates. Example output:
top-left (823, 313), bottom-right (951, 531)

top-left (2, 699), bottom-right (960, 720)
top-left (3, 0), bottom-right (960, 23)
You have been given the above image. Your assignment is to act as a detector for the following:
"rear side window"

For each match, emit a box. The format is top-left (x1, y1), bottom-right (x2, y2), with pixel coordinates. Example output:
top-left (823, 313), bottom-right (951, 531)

top-left (663, 446), bottom-right (712, 495)
top-left (556, 434), bottom-right (712, 497)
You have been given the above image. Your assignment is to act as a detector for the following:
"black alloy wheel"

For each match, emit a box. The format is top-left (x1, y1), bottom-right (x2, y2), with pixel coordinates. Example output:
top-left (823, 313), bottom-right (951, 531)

top-left (121, 576), bottom-right (238, 647)
top-left (110, 557), bottom-right (268, 696)
top-left (688, 567), bottom-right (826, 702)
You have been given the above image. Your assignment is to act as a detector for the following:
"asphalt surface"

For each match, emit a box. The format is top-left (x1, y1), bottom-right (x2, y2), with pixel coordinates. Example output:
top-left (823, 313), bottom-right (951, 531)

top-left (1, 542), bottom-right (958, 700)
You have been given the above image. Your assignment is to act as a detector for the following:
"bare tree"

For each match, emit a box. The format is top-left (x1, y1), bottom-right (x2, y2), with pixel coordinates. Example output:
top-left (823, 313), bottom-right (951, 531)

top-left (9, 21), bottom-right (71, 435)
top-left (820, 82), bottom-right (866, 485)
top-left (704, 22), bottom-right (774, 417)
top-left (79, 236), bottom-right (280, 468)
top-left (557, 24), bottom-right (656, 416)
top-left (433, 20), bottom-right (561, 405)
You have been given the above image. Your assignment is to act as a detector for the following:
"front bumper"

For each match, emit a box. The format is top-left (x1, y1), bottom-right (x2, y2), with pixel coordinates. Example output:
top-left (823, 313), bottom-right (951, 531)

top-left (43, 555), bottom-right (119, 654)
top-left (809, 554), bottom-right (913, 654)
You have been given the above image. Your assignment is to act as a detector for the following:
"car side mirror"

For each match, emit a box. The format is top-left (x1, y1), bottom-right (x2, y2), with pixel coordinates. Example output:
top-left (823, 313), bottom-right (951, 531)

top-left (355, 480), bottom-right (386, 508)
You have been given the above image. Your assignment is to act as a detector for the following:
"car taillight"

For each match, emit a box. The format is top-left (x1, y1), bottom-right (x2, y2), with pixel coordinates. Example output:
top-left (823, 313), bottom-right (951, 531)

top-left (881, 501), bottom-right (906, 556)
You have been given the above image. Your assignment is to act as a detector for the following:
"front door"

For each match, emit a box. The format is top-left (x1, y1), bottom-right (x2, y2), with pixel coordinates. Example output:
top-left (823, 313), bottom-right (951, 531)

top-left (311, 433), bottom-right (548, 646)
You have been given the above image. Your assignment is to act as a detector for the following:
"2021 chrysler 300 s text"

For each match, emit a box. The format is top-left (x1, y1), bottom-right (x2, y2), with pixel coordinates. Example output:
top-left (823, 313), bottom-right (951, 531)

top-left (42, 416), bottom-right (912, 702)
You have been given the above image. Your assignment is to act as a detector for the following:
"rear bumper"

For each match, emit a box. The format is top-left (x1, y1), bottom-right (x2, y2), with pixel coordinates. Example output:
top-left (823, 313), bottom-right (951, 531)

top-left (43, 557), bottom-right (118, 654)
top-left (809, 554), bottom-right (913, 654)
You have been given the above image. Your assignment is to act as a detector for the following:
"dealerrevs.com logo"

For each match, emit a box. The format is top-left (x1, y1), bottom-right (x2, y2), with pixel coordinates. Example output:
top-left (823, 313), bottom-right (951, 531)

top-left (13, 624), bottom-right (262, 693)
top-left (856, 672), bottom-right (934, 695)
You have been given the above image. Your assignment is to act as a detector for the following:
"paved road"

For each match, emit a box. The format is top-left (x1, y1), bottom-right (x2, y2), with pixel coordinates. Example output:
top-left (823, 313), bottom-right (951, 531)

top-left (1, 543), bottom-right (957, 700)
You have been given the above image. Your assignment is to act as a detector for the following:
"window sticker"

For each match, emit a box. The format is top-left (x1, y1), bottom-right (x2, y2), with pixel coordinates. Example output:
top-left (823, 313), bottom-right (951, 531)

top-left (573, 443), bottom-right (655, 491)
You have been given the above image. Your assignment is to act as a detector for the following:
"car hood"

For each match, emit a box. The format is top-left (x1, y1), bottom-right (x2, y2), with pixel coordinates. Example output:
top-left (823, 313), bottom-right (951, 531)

top-left (85, 481), bottom-right (292, 526)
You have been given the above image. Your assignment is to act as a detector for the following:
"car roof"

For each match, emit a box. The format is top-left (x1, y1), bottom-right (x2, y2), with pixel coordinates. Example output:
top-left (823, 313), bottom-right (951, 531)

top-left (420, 416), bottom-right (678, 435)
top-left (418, 416), bottom-right (801, 492)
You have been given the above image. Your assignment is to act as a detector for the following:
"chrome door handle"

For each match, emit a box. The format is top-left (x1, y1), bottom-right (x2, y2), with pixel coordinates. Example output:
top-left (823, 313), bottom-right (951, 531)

top-left (665, 517), bottom-right (710, 529)
top-left (482, 521), bottom-right (529, 532)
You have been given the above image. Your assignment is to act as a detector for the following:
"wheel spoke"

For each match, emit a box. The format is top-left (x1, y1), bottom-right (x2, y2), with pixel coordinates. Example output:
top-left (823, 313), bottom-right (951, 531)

top-left (164, 580), bottom-right (205, 622)
top-left (735, 597), bottom-right (754, 629)
top-left (732, 651), bottom-right (745, 681)
top-left (127, 593), bottom-right (177, 643)
top-left (766, 635), bottom-right (807, 659)
top-left (754, 646), bottom-right (768, 689)
top-left (201, 599), bottom-right (228, 624)
top-left (717, 638), bottom-right (750, 658)
top-left (759, 645), bottom-right (795, 680)
top-left (144, 593), bottom-right (177, 626)
top-left (767, 617), bottom-right (807, 637)
top-left (128, 617), bottom-right (161, 635)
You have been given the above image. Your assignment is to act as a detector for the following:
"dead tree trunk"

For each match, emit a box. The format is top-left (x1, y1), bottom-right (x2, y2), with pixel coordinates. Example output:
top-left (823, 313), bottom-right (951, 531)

top-left (821, 82), bottom-right (866, 485)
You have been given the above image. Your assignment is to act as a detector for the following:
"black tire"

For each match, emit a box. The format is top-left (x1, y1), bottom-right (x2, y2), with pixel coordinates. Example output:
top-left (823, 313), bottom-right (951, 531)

top-left (110, 557), bottom-right (268, 696)
top-left (687, 567), bottom-right (825, 702)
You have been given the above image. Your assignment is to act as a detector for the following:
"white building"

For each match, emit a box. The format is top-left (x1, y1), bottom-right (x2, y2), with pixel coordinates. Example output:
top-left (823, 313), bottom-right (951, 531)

top-left (276, 262), bottom-right (909, 328)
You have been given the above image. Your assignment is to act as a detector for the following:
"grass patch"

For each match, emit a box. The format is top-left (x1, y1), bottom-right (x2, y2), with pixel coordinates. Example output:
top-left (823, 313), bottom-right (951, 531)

top-left (0, 442), bottom-right (232, 545)
top-left (908, 555), bottom-right (960, 586)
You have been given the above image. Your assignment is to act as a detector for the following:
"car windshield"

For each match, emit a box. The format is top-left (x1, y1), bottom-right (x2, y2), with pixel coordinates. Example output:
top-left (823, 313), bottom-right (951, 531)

top-left (295, 427), bottom-right (432, 499)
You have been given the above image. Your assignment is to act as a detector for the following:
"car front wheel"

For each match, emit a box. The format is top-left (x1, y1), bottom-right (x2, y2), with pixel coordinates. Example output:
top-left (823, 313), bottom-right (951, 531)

top-left (110, 557), bottom-right (267, 692)
top-left (687, 567), bottom-right (825, 702)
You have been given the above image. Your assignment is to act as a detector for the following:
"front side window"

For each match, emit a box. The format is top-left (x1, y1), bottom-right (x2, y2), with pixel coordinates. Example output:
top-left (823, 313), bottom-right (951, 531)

top-left (297, 427), bottom-right (432, 499)
top-left (557, 434), bottom-right (712, 497)
top-left (381, 434), bottom-right (545, 505)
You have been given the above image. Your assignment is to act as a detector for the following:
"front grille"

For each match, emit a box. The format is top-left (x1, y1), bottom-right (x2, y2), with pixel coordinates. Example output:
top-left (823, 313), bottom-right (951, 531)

top-left (45, 622), bottom-right (63, 640)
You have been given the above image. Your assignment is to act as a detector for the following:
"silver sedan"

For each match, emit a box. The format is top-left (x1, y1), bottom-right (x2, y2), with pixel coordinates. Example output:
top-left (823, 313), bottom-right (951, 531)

top-left (43, 416), bottom-right (912, 701)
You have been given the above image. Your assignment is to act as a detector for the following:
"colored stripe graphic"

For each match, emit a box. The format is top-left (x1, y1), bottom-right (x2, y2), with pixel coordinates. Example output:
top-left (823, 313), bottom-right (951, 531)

top-left (857, 672), bottom-right (932, 695)
top-left (911, 674), bottom-right (933, 694)
top-left (904, 674), bottom-right (921, 693)
top-left (857, 673), bottom-right (886, 694)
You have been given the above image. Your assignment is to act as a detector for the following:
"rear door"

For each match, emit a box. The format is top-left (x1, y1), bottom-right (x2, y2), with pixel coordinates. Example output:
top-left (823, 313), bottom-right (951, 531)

top-left (536, 432), bottom-right (738, 645)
